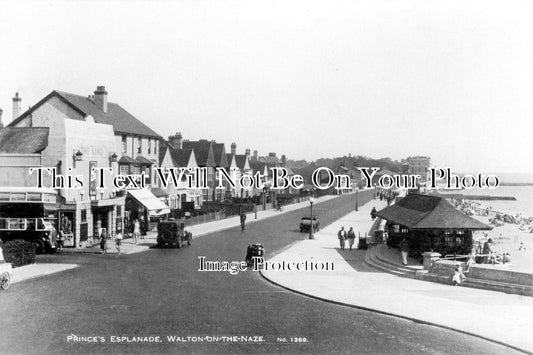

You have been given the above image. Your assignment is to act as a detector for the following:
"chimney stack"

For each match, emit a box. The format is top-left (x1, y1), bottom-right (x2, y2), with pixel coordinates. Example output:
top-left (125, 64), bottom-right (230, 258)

top-left (281, 154), bottom-right (286, 165)
top-left (253, 150), bottom-right (258, 161)
top-left (231, 142), bottom-right (237, 155)
top-left (0, 108), bottom-right (3, 128)
top-left (94, 86), bottom-right (108, 113)
top-left (245, 148), bottom-right (250, 158)
top-left (12, 92), bottom-right (21, 120)
top-left (169, 132), bottom-right (183, 149)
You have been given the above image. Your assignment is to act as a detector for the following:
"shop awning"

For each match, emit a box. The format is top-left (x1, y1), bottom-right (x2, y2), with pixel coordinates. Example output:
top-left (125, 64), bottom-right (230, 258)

top-left (136, 155), bottom-right (154, 165)
top-left (127, 189), bottom-right (170, 215)
top-left (119, 155), bottom-right (139, 165)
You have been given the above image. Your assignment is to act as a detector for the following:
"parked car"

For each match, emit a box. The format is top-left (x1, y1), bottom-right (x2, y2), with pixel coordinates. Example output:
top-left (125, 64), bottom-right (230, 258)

top-left (299, 216), bottom-right (320, 233)
top-left (0, 262), bottom-right (13, 290)
top-left (156, 219), bottom-right (192, 248)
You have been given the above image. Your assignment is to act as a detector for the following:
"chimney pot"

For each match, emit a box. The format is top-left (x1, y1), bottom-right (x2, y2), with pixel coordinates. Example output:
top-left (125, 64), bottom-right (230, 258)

top-left (231, 142), bottom-right (237, 155)
top-left (94, 85), bottom-right (108, 113)
top-left (12, 92), bottom-right (21, 120)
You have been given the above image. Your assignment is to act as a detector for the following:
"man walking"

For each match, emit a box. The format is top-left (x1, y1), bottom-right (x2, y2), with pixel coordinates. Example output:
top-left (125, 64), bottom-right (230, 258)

top-left (240, 212), bottom-right (247, 232)
top-left (337, 226), bottom-right (346, 250)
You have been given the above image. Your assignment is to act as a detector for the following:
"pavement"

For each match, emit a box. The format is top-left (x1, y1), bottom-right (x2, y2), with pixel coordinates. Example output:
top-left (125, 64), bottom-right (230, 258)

top-left (8, 194), bottom-right (339, 284)
top-left (260, 199), bottom-right (533, 354)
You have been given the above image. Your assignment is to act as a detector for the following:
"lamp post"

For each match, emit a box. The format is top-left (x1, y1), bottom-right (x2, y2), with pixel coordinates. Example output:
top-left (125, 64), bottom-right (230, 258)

top-left (355, 187), bottom-right (359, 211)
top-left (309, 197), bottom-right (315, 240)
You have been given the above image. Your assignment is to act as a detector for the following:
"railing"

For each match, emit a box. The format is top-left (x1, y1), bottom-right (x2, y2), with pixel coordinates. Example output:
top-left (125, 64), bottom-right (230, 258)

top-left (441, 252), bottom-right (511, 265)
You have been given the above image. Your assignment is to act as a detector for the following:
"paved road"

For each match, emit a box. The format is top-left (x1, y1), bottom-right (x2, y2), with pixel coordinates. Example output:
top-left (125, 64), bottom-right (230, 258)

top-left (0, 195), bottom-right (521, 354)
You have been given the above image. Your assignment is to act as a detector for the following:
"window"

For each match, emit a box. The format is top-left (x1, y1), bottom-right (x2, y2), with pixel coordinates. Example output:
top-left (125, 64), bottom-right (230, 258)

top-left (119, 165), bottom-right (129, 175)
top-left (137, 137), bottom-right (142, 154)
top-left (148, 139), bottom-right (152, 154)
top-left (81, 210), bottom-right (87, 222)
top-left (117, 206), bottom-right (122, 216)
top-left (154, 141), bottom-right (157, 154)
top-left (122, 135), bottom-right (127, 153)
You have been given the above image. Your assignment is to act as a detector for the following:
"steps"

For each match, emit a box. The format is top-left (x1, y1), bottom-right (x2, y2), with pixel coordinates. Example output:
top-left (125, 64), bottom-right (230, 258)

top-left (364, 245), bottom-right (417, 277)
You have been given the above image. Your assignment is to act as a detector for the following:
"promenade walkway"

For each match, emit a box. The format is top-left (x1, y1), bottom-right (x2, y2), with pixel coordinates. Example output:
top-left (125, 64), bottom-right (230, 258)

top-left (260, 200), bottom-right (533, 354)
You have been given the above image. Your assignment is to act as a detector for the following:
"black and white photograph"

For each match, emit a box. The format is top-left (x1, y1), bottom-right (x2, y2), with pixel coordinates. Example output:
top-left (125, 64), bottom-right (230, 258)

top-left (1, 1), bottom-right (533, 354)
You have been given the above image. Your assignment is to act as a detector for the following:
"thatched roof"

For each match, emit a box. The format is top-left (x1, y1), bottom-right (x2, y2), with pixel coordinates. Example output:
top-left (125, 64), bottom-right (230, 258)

top-left (375, 194), bottom-right (492, 230)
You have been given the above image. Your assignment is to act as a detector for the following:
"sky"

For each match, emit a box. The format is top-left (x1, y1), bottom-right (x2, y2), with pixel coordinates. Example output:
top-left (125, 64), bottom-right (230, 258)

top-left (0, 0), bottom-right (532, 174)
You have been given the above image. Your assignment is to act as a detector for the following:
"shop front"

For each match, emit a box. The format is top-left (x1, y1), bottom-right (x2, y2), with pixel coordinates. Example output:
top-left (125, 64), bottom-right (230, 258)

top-left (125, 189), bottom-right (170, 233)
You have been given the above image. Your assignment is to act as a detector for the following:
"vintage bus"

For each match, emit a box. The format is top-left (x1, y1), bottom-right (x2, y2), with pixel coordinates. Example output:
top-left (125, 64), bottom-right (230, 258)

top-left (0, 187), bottom-right (58, 254)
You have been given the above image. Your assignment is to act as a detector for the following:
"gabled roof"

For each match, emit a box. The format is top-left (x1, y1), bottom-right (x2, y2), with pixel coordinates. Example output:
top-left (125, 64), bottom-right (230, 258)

top-left (0, 127), bottom-right (49, 153)
top-left (182, 140), bottom-right (215, 167)
top-left (234, 154), bottom-right (248, 170)
top-left (159, 142), bottom-right (169, 166)
top-left (212, 143), bottom-right (228, 168)
top-left (9, 90), bottom-right (161, 138)
top-left (375, 194), bottom-right (492, 230)
top-left (168, 147), bottom-right (194, 167)
top-left (259, 155), bottom-right (280, 165)
top-left (226, 153), bottom-right (236, 167)
top-left (249, 161), bottom-right (267, 175)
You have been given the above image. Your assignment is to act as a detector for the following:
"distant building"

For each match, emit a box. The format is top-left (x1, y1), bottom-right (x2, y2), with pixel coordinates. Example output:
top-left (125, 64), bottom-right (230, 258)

top-left (158, 139), bottom-right (201, 210)
top-left (406, 156), bottom-right (431, 180)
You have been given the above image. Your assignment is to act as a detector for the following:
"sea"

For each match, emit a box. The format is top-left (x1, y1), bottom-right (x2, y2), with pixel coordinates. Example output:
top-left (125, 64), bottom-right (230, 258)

top-left (438, 173), bottom-right (533, 217)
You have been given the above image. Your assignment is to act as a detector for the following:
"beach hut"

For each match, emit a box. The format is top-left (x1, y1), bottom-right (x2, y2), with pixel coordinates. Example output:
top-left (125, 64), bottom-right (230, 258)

top-left (375, 194), bottom-right (492, 261)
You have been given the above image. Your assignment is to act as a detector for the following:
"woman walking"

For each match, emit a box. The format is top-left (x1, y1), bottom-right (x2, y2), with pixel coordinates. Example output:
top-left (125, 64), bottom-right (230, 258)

top-left (133, 219), bottom-right (140, 244)
top-left (99, 228), bottom-right (108, 254)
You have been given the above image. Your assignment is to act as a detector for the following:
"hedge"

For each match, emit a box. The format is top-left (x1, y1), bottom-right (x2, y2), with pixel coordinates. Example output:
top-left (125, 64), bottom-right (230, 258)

top-left (2, 240), bottom-right (36, 267)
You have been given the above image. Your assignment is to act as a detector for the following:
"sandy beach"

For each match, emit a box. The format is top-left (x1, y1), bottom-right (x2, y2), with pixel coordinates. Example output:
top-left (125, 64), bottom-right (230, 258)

top-left (470, 210), bottom-right (533, 273)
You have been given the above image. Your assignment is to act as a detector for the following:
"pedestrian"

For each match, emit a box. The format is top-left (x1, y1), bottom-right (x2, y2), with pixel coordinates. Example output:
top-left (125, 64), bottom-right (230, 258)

top-left (370, 207), bottom-right (377, 221)
top-left (399, 238), bottom-right (409, 265)
top-left (337, 226), bottom-right (346, 250)
top-left (240, 212), bottom-right (247, 232)
top-left (0, 240), bottom-right (5, 263)
top-left (452, 265), bottom-right (466, 286)
top-left (99, 228), bottom-right (108, 254)
top-left (465, 252), bottom-right (475, 273)
top-left (482, 238), bottom-right (493, 264)
top-left (140, 216), bottom-right (146, 239)
top-left (115, 229), bottom-right (123, 255)
top-left (57, 231), bottom-right (65, 251)
top-left (346, 227), bottom-right (355, 250)
top-left (133, 219), bottom-right (140, 244)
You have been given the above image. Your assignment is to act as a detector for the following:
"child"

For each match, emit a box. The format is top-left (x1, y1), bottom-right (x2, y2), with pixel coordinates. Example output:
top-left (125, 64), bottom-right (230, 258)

top-left (452, 265), bottom-right (466, 286)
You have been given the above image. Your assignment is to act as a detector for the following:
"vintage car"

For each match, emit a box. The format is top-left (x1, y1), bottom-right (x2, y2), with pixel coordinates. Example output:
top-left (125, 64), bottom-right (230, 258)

top-left (0, 262), bottom-right (13, 290)
top-left (156, 219), bottom-right (192, 248)
top-left (299, 216), bottom-right (320, 233)
top-left (245, 243), bottom-right (265, 266)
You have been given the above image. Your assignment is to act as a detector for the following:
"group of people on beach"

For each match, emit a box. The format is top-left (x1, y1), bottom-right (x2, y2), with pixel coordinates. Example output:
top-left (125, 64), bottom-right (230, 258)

top-left (453, 198), bottom-right (533, 232)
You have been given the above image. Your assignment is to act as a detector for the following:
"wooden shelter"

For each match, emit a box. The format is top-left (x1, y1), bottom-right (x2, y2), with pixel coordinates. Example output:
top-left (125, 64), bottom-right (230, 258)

top-left (375, 194), bottom-right (492, 261)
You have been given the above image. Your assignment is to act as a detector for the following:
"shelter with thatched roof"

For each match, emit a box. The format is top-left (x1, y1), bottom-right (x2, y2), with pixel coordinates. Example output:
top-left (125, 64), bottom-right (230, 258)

top-left (375, 193), bottom-right (492, 261)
